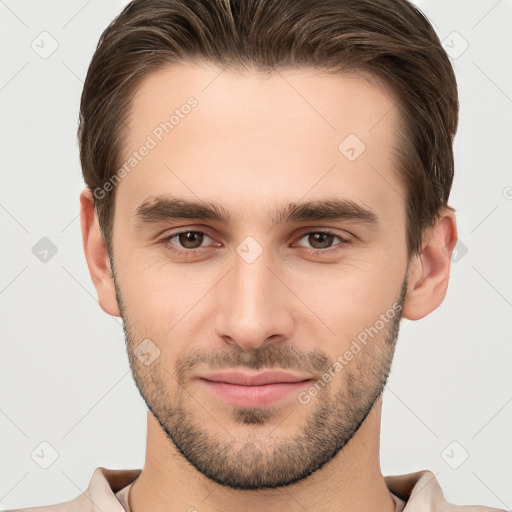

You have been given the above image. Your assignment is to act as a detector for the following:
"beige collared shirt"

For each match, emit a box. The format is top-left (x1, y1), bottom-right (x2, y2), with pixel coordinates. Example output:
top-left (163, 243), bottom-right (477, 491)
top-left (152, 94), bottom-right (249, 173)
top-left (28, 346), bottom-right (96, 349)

top-left (2, 467), bottom-right (505, 512)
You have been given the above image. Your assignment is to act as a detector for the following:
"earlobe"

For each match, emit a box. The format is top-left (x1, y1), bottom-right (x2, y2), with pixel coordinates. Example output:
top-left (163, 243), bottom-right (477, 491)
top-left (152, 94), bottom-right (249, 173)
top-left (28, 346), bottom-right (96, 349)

top-left (401, 208), bottom-right (457, 321)
top-left (79, 188), bottom-right (121, 317)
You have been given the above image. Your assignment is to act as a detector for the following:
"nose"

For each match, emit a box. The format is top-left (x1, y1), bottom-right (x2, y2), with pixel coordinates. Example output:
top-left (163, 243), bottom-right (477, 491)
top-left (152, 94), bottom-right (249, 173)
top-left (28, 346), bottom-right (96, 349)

top-left (213, 248), bottom-right (295, 351)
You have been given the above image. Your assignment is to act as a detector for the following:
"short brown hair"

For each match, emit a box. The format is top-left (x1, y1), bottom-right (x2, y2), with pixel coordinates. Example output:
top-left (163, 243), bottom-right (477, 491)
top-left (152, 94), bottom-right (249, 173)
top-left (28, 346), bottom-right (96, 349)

top-left (78, 0), bottom-right (458, 258)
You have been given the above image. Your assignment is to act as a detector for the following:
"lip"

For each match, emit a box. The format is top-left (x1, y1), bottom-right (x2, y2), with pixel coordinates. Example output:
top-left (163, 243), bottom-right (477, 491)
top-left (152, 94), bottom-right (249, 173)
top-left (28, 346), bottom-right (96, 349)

top-left (198, 370), bottom-right (312, 386)
top-left (197, 371), bottom-right (313, 408)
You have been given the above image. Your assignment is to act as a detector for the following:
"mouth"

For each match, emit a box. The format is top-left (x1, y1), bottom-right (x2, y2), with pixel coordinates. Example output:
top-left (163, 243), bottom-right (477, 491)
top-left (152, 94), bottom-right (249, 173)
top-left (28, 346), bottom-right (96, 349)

top-left (197, 371), bottom-right (314, 407)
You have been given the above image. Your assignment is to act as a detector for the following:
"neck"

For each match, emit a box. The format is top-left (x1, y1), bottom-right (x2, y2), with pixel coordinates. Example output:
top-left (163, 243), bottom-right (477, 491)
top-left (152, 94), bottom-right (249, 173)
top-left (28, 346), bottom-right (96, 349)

top-left (128, 396), bottom-right (396, 512)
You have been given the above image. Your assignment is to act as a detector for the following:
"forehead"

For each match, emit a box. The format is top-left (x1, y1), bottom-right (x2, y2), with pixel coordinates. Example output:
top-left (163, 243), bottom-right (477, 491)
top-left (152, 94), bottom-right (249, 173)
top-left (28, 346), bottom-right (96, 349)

top-left (117, 62), bottom-right (405, 225)
top-left (127, 63), bottom-right (400, 144)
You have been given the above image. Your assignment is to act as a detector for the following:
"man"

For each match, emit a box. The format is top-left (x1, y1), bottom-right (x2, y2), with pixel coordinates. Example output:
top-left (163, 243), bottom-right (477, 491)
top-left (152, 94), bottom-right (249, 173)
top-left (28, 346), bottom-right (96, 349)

top-left (6, 0), bottom-right (504, 510)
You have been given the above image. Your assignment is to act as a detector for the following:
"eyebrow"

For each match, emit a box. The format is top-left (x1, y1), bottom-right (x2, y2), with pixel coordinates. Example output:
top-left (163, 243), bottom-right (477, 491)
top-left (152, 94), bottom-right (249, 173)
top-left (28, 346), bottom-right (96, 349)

top-left (134, 195), bottom-right (379, 227)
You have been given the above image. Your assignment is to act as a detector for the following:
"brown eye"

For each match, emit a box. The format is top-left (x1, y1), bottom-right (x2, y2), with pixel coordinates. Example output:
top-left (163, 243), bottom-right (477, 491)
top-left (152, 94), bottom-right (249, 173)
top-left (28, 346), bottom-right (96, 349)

top-left (307, 232), bottom-right (336, 249)
top-left (296, 231), bottom-right (347, 251)
top-left (176, 231), bottom-right (205, 249)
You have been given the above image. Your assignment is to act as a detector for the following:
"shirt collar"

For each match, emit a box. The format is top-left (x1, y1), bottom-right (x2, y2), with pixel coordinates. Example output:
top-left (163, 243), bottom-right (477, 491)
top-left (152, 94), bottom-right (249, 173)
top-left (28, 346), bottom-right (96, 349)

top-left (385, 470), bottom-right (446, 511)
top-left (87, 467), bottom-right (444, 511)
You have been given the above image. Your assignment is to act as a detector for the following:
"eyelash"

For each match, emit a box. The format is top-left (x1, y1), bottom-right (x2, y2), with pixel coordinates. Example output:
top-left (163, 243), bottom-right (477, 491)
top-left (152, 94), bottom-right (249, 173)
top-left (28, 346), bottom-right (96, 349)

top-left (160, 229), bottom-right (351, 258)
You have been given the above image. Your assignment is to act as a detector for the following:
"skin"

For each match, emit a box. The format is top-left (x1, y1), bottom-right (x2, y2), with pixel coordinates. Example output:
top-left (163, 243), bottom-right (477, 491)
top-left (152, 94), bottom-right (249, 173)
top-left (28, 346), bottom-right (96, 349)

top-left (80, 63), bottom-right (457, 512)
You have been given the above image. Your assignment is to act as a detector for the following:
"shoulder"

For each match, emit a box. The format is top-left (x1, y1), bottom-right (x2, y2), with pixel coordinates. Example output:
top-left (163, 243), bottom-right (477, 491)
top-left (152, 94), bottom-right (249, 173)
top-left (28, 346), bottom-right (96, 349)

top-left (1, 467), bottom-right (141, 512)
top-left (385, 469), bottom-right (506, 512)
top-left (0, 492), bottom-right (91, 512)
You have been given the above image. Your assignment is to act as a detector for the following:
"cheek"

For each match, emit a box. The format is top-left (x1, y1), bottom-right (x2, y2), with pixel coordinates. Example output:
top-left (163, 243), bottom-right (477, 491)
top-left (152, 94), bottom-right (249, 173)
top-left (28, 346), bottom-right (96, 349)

top-left (117, 254), bottom-right (219, 340)
top-left (300, 282), bottom-right (381, 340)
top-left (288, 256), bottom-right (404, 336)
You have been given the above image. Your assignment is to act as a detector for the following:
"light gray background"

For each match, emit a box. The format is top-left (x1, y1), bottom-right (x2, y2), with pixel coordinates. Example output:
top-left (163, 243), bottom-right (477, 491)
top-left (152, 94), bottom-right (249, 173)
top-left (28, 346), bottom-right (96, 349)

top-left (1, 0), bottom-right (511, 509)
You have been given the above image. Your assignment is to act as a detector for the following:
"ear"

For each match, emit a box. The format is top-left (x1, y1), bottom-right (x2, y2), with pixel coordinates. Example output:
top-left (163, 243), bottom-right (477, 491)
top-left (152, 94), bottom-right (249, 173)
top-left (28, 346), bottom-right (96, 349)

top-left (402, 207), bottom-right (457, 321)
top-left (80, 188), bottom-right (121, 317)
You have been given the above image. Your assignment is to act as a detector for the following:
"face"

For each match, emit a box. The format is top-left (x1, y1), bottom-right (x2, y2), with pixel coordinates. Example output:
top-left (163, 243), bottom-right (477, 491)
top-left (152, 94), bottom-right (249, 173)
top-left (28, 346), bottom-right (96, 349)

top-left (109, 63), bottom-right (411, 490)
